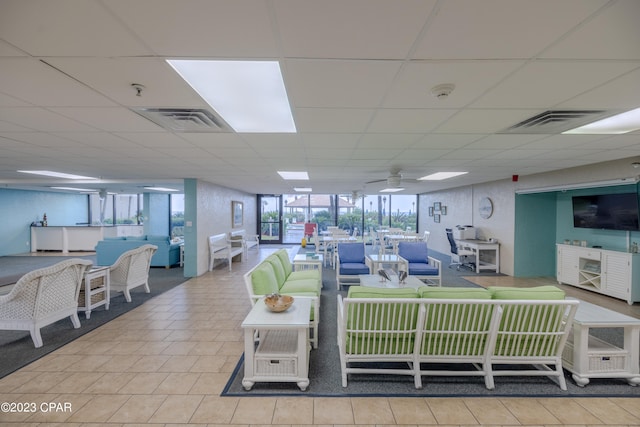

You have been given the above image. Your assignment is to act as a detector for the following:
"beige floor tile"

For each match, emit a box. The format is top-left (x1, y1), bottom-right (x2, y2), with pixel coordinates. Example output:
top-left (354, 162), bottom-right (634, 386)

top-left (83, 372), bottom-right (134, 394)
top-left (425, 398), bottom-right (479, 425)
top-left (230, 396), bottom-right (277, 424)
top-left (11, 371), bottom-right (69, 393)
top-left (498, 398), bottom-right (561, 424)
top-left (189, 372), bottom-right (233, 394)
top-left (352, 397), bottom-right (396, 424)
top-left (190, 396), bottom-right (239, 423)
top-left (66, 393), bottom-right (131, 423)
top-left (117, 372), bottom-right (169, 394)
top-left (574, 397), bottom-right (640, 425)
top-left (24, 392), bottom-right (93, 424)
top-left (313, 397), bottom-right (355, 424)
top-left (538, 398), bottom-right (605, 424)
top-left (51, 371), bottom-right (106, 393)
top-left (96, 354), bottom-right (143, 372)
top-left (148, 394), bottom-right (204, 423)
top-left (189, 355), bottom-right (229, 372)
top-left (107, 394), bottom-right (168, 423)
top-left (157, 354), bottom-right (199, 372)
top-left (154, 372), bottom-right (201, 394)
top-left (388, 397), bottom-right (437, 424)
top-left (463, 397), bottom-right (520, 425)
top-left (272, 397), bottom-right (314, 424)
top-left (126, 354), bottom-right (172, 372)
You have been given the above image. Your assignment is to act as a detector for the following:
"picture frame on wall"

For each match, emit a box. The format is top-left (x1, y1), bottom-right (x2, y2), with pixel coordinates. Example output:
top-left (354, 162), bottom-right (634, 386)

top-left (441, 206), bottom-right (447, 215)
top-left (429, 206), bottom-right (434, 217)
top-left (434, 214), bottom-right (441, 223)
top-left (232, 201), bottom-right (243, 228)
top-left (434, 202), bottom-right (441, 211)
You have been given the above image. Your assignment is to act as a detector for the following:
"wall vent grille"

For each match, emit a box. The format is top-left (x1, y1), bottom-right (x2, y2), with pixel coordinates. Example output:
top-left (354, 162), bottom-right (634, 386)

top-left (500, 110), bottom-right (608, 134)
top-left (132, 108), bottom-right (232, 133)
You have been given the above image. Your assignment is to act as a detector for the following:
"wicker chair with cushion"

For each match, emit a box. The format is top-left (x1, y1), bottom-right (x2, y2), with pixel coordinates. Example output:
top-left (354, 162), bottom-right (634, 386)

top-left (109, 244), bottom-right (157, 302)
top-left (0, 258), bottom-right (93, 348)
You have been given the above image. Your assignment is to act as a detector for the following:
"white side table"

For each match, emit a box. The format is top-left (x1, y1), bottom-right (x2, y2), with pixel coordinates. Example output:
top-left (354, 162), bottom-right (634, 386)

top-left (366, 254), bottom-right (406, 273)
top-left (78, 266), bottom-right (110, 319)
top-left (293, 254), bottom-right (323, 284)
top-left (241, 297), bottom-right (311, 391)
top-left (562, 299), bottom-right (640, 386)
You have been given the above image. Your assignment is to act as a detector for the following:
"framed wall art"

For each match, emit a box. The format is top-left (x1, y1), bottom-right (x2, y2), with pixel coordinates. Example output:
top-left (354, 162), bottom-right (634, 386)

top-left (232, 201), bottom-right (243, 228)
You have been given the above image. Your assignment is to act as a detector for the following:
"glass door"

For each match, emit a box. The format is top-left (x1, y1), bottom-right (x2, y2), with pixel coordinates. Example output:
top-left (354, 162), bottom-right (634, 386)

top-left (258, 195), bottom-right (282, 244)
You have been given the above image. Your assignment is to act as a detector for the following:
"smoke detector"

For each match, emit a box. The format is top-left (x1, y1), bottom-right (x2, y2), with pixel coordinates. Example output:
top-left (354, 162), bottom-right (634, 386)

top-left (431, 83), bottom-right (455, 99)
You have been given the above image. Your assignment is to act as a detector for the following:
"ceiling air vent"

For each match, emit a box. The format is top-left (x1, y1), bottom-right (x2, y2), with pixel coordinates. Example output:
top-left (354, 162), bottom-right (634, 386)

top-left (500, 110), bottom-right (608, 134)
top-left (132, 108), bottom-right (232, 133)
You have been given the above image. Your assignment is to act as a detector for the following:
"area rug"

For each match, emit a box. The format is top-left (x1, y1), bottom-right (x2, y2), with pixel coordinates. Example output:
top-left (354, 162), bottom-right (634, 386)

top-left (0, 258), bottom-right (187, 379)
top-left (222, 251), bottom-right (640, 398)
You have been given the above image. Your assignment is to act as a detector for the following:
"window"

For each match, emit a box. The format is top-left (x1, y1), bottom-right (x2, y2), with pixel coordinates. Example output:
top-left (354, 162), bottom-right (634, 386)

top-left (170, 194), bottom-right (185, 238)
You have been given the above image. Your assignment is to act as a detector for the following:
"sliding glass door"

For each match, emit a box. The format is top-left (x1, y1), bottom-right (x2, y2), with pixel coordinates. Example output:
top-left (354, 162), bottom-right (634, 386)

top-left (258, 195), bottom-right (282, 244)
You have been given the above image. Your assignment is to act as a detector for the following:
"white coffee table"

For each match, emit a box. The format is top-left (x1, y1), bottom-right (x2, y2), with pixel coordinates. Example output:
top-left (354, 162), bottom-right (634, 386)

top-left (241, 296), bottom-right (311, 391)
top-left (562, 299), bottom-right (640, 386)
top-left (358, 274), bottom-right (425, 289)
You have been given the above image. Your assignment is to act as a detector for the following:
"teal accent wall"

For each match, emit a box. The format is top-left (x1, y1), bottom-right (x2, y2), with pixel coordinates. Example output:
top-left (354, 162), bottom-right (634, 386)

top-left (0, 188), bottom-right (88, 256)
top-left (184, 179), bottom-right (197, 278)
top-left (514, 192), bottom-right (557, 277)
top-left (514, 183), bottom-right (640, 277)
top-left (556, 184), bottom-right (640, 252)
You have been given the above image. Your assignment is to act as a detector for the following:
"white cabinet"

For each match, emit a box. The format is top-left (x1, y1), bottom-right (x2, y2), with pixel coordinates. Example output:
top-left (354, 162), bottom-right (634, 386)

top-left (557, 244), bottom-right (640, 304)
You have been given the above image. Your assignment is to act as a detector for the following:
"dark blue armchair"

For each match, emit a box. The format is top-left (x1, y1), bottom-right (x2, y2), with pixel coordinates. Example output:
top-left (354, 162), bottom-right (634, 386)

top-left (397, 242), bottom-right (442, 286)
top-left (336, 242), bottom-right (371, 290)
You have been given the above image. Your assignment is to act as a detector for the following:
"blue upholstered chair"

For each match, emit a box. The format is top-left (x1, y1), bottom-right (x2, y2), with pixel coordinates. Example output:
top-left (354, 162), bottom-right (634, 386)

top-left (335, 243), bottom-right (371, 290)
top-left (397, 241), bottom-right (442, 286)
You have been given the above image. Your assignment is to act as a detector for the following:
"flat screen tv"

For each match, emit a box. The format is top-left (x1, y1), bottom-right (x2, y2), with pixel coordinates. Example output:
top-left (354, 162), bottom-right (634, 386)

top-left (572, 192), bottom-right (640, 231)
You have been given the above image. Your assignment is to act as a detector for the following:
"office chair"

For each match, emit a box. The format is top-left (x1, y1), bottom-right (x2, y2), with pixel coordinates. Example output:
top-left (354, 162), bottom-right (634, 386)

top-left (445, 228), bottom-right (474, 270)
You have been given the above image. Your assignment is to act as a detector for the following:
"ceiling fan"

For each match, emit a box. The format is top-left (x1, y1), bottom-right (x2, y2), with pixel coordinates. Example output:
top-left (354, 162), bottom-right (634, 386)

top-left (365, 168), bottom-right (418, 187)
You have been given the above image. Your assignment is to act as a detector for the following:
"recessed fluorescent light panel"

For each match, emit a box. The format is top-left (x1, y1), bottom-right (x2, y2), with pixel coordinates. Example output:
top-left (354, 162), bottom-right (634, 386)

top-left (50, 187), bottom-right (99, 192)
top-left (294, 187), bottom-right (312, 192)
top-left (563, 107), bottom-right (640, 134)
top-left (380, 188), bottom-right (404, 193)
top-left (278, 171), bottom-right (309, 180)
top-left (144, 187), bottom-right (179, 192)
top-left (418, 172), bottom-right (468, 181)
top-left (166, 60), bottom-right (296, 133)
top-left (18, 170), bottom-right (98, 180)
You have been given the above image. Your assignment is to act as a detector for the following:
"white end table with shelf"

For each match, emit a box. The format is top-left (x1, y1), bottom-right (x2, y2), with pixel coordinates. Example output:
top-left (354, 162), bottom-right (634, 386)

top-left (241, 297), bottom-right (311, 391)
top-left (562, 299), bottom-right (640, 386)
top-left (77, 266), bottom-right (110, 319)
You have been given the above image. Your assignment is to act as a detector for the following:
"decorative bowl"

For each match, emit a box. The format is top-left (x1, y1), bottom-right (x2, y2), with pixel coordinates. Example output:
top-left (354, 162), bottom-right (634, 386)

top-left (264, 294), bottom-right (294, 312)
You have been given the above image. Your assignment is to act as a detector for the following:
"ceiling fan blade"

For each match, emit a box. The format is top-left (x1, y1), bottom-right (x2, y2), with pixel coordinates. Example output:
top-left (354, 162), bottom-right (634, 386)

top-left (365, 178), bottom-right (386, 184)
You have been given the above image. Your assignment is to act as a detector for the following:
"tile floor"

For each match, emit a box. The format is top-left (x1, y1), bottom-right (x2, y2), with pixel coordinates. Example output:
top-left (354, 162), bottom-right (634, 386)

top-left (1, 246), bottom-right (640, 426)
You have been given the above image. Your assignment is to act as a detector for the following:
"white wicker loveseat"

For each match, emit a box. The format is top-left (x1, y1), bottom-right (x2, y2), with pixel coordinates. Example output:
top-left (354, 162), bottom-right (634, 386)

top-left (109, 244), bottom-right (157, 302)
top-left (337, 285), bottom-right (579, 390)
top-left (0, 258), bottom-right (93, 348)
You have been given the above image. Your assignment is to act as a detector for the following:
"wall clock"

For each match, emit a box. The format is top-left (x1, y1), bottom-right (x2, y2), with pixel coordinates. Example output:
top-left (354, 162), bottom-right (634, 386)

top-left (479, 197), bottom-right (493, 219)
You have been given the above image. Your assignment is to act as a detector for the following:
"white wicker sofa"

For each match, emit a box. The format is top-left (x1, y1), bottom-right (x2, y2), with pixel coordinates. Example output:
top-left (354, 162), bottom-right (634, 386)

top-left (337, 285), bottom-right (579, 390)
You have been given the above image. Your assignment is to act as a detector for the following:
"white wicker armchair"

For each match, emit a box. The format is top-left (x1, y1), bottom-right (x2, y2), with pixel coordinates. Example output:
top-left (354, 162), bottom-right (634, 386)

top-left (109, 244), bottom-right (157, 302)
top-left (0, 258), bottom-right (93, 348)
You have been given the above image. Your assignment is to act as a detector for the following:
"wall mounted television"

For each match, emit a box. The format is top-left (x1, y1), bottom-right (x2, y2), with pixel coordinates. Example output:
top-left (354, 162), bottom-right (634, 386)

top-left (572, 192), bottom-right (640, 231)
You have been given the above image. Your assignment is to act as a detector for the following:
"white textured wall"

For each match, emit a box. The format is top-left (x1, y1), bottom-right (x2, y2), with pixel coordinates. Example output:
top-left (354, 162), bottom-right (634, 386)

top-left (194, 180), bottom-right (257, 276)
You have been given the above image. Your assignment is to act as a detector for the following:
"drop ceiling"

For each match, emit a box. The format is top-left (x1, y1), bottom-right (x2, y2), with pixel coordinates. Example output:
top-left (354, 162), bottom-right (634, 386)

top-left (0, 0), bottom-right (639, 195)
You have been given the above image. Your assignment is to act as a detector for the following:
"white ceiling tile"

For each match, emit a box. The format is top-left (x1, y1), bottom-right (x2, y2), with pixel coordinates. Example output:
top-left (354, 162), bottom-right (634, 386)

top-left (0, 0), bottom-right (151, 56)
top-left (472, 61), bottom-right (639, 108)
top-left (368, 109), bottom-right (456, 133)
top-left (285, 60), bottom-right (401, 108)
top-left (53, 107), bottom-right (162, 132)
top-left (412, 0), bottom-right (607, 59)
top-left (541, 0), bottom-right (640, 60)
top-left (0, 107), bottom-right (97, 132)
top-left (295, 108), bottom-right (374, 133)
top-left (275, 0), bottom-right (436, 59)
top-left (436, 109), bottom-right (540, 133)
top-left (105, 0), bottom-right (278, 57)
